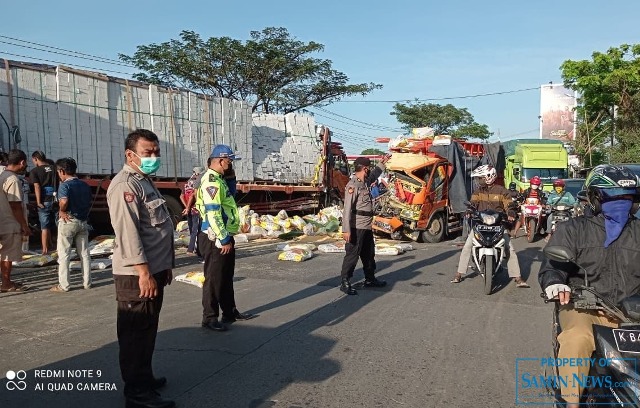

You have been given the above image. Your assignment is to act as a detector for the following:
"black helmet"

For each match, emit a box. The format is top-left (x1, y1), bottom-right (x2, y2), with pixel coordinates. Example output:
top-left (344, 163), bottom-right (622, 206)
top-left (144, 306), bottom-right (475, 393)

top-left (508, 182), bottom-right (517, 191)
top-left (584, 165), bottom-right (639, 213)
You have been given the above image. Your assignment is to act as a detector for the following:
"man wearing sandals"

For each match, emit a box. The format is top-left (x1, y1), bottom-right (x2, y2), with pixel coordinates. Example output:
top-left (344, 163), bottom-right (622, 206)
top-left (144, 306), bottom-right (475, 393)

top-left (451, 165), bottom-right (529, 288)
top-left (0, 149), bottom-right (31, 292)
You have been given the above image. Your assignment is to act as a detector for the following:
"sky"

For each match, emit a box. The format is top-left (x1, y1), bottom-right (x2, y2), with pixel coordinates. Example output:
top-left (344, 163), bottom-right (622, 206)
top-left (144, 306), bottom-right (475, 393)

top-left (1, 0), bottom-right (640, 154)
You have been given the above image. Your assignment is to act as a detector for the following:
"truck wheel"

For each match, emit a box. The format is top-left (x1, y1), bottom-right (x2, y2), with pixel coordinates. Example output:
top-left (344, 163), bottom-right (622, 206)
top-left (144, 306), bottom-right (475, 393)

top-left (421, 213), bottom-right (445, 243)
top-left (163, 195), bottom-right (183, 229)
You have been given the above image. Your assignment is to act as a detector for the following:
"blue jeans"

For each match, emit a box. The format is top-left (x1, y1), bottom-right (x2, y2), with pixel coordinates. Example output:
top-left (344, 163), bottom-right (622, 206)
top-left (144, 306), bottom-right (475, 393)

top-left (57, 218), bottom-right (91, 290)
top-left (38, 201), bottom-right (57, 230)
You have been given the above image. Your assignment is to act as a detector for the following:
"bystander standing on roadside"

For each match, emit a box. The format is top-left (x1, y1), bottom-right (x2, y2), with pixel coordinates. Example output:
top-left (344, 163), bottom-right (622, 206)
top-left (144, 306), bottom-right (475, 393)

top-left (30, 151), bottom-right (57, 254)
top-left (106, 129), bottom-right (175, 408)
top-left (0, 149), bottom-right (31, 292)
top-left (50, 158), bottom-right (93, 293)
top-left (180, 166), bottom-right (205, 256)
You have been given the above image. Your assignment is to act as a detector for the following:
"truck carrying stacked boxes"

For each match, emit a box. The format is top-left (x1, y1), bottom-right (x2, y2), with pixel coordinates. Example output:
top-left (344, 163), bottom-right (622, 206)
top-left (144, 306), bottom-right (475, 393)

top-left (0, 59), bottom-right (349, 230)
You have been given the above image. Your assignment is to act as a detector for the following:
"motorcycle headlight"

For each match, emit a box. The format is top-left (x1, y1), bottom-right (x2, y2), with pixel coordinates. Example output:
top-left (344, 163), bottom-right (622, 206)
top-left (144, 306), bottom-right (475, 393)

top-left (480, 214), bottom-right (497, 225)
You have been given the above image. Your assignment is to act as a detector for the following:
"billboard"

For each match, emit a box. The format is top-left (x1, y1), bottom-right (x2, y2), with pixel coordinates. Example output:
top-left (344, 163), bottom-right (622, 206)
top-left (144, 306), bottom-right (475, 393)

top-left (539, 84), bottom-right (576, 141)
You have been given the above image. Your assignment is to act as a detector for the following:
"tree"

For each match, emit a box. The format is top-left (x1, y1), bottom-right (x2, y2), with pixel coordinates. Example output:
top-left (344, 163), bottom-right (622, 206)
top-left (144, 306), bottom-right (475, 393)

top-left (120, 28), bottom-right (382, 114)
top-left (360, 148), bottom-right (386, 155)
top-left (561, 44), bottom-right (640, 164)
top-left (389, 102), bottom-right (492, 140)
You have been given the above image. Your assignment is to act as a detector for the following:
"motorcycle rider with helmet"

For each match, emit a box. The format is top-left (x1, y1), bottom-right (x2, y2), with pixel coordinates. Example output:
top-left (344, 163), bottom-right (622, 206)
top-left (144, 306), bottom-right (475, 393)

top-left (544, 179), bottom-right (576, 241)
top-left (512, 175), bottom-right (546, 238)
top-left (538, 165), bottom-right (640, 408)
top-left (451, 165), bottom-right (530, 288)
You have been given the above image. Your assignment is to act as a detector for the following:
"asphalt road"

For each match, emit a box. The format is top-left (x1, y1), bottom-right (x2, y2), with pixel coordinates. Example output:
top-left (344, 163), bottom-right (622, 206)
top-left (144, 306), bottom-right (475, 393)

top-left (0, 234), bottom-right (554, 408)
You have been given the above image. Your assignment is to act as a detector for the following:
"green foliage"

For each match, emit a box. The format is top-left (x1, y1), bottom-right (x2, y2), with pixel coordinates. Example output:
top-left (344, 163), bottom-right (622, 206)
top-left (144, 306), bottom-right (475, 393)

top-left (360, 148), bottom-right (386, 155)
top-left (561, 44), bottom-right (640, 164)
top-left (389, 102), bottom-right (492, 140)
top-left (120, 27), bottom-right (382, 114)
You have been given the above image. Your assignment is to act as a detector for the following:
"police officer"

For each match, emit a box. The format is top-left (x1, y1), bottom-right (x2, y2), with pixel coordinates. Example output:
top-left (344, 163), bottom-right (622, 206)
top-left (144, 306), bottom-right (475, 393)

top-left (339, 155), bottom-right (390, 295)
top-left (197, 145), bottom-right (254, 331)
top-left (106, 129), bottom-right (175, 408)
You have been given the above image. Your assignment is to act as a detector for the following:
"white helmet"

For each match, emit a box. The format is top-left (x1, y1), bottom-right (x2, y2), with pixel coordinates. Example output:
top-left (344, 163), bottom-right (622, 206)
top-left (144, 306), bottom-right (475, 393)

top-left (471, 165), bottom-right (497, 185)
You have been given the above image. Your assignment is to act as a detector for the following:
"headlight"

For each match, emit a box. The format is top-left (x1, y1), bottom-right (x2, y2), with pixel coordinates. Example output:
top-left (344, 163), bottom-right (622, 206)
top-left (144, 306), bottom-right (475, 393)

top-left (481, 214), bottom-right (497, 225)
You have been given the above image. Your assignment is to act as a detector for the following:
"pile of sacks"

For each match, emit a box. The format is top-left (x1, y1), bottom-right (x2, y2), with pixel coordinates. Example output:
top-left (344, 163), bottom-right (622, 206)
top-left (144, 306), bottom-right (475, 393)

top-left (276, 240), bottom-right (414, 262)
top-left (238, 206), bottom-right (342, 239)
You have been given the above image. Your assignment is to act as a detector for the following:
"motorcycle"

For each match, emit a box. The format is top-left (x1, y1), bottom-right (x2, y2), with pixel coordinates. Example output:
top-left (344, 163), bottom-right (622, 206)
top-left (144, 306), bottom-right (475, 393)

top-left (466, 202), bottom-right (507, 295)
top-left (548, 203), bottom-right (574, 236)
top-left (520, 197), bottom-right (545, 243)
top-left (542, 245), bottom-right (640, 407)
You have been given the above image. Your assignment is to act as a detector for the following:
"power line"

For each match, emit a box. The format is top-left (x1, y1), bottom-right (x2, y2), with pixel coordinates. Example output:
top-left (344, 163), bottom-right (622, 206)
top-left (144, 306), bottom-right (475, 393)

top-left (313, 106), bottom-right (404, 132)
top-left (0, 35), bottom-right (133, 67)
top-left (0, 51), bottom-right (133, 76)
top-left (0, 39), bottom-right (134, 68)
top-left (308, 109), bottom-right (402, 134)
top-left (334, 87), bottom-right (539, 103)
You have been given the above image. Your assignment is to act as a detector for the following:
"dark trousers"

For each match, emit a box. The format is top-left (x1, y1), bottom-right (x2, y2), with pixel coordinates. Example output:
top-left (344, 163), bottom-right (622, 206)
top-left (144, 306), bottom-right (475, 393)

top-left (187, 212), bottom-right (201, 253)
top-left (199, 232), bottom-right (236, 322)
top-left (340, 228), bottom-right (376, 280)
top-left (114, 270), bottom-right (168, 396)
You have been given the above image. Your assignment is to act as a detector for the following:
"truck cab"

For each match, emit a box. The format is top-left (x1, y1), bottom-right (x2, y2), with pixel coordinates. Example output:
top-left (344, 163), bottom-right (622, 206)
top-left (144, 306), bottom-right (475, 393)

top-left (503, 143), bottom-right (569, 192)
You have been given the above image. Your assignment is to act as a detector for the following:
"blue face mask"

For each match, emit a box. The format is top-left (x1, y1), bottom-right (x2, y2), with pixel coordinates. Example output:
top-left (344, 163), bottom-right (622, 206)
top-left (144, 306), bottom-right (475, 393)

top-left (601, 199), bottom-right (633, 247)
top-left (133, 153), bottom-right (161, 175)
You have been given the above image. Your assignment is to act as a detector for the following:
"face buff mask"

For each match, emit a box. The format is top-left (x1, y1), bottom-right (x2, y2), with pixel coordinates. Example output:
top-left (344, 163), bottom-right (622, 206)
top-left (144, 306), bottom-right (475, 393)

top-left (601, 199), bottom-right (633, 248)
top-left (133, 153), bottom-right (161, 175)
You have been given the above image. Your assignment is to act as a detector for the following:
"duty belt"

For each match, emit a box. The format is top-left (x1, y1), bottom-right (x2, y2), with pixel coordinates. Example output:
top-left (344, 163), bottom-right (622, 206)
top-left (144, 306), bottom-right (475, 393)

top-left (353, 210), bottom-right (373, 216)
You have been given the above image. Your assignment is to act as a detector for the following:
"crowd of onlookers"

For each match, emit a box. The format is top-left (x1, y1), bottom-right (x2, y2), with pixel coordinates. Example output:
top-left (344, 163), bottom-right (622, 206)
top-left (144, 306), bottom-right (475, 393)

top-left (0, 149), bottom-right (92, 293)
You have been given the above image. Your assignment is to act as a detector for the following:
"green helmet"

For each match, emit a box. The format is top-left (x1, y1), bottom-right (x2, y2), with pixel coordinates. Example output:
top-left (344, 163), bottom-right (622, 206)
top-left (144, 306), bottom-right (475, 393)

top-left (585, 165), bottom-right (639, 213)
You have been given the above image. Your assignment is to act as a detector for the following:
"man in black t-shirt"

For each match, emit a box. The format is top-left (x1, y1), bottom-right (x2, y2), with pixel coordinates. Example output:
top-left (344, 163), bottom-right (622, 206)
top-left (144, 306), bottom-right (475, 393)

top-left (30, 151), bottom-right (58, 254)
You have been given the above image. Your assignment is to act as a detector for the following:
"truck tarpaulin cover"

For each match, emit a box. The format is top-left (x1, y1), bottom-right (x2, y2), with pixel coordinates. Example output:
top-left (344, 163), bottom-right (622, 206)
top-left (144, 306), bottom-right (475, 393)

top-left (429, 142), bottom-right (480, 214)
top-left (480, 142), bottom-right (505, 174)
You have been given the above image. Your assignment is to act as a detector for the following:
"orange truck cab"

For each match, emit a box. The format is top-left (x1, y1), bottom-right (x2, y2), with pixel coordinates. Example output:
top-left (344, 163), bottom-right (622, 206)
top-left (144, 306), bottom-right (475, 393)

top-left (372, 136), bottom-right (485, 242)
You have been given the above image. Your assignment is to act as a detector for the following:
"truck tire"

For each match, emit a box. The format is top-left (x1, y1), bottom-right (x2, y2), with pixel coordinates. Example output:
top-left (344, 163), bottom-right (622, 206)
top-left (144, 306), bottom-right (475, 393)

top-left (421, 213), bottom-right (445, 243)
top-left (163, 195), bottom-right (184, 228)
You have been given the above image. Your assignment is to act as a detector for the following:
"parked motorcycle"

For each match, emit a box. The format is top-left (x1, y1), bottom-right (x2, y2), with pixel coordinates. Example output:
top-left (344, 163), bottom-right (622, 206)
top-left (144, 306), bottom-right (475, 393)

top-left (466, 202), bottom-right (507, 295)
top-left (520, 197), bottom-right (545, 243)
top-left (542, 245), bottom-right (640, 406)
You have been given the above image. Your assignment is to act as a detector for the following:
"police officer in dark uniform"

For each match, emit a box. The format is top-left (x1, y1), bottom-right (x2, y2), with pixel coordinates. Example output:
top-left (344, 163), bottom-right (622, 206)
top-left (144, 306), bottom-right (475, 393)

top-left (107, 129), bottom-right (175, 408)
top-left (340, 155), bottom-right (390, 295)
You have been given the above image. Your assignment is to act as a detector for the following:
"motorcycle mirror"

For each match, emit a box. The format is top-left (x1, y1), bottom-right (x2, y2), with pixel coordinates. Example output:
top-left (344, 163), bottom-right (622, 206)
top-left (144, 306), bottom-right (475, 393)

top-left (543, 245), bottom-right (575, 263)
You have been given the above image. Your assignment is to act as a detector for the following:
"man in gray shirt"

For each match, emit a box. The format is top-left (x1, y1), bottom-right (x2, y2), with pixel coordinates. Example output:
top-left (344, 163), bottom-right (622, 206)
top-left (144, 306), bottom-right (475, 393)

top-left (340, 156), bottom-right (389, 295)
top-left (107, 129), bottom-right (175, 408)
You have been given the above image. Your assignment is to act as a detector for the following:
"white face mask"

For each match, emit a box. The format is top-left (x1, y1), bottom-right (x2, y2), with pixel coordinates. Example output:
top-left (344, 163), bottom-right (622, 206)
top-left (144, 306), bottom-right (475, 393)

top-left (531, 185), bottom-right (539, 190)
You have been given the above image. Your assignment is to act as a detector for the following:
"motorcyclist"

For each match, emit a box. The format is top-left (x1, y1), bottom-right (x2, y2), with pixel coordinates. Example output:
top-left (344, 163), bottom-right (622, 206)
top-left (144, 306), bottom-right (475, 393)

top-left (544, 179), bottom-right (576, 241)
top-left (451, 165), bottom-right (529, 287)
top-left (507, 182), bottom-right (520, 238)
top-left (538, 165), bottom-right (640, 408)
top-left (512, 176), bottom-right (546, 238)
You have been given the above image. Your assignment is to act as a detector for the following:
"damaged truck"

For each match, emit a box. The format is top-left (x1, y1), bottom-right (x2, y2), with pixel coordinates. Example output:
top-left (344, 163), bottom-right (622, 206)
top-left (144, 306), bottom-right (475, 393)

top-left (372, 136), bottom-right (485, 243)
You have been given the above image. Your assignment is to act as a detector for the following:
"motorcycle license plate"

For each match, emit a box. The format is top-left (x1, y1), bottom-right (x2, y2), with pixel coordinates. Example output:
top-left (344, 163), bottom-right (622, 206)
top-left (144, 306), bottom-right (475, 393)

top-left (475, 225), bottom-right (502, 232)
top-left (612, 329), bottom-right (640, 353)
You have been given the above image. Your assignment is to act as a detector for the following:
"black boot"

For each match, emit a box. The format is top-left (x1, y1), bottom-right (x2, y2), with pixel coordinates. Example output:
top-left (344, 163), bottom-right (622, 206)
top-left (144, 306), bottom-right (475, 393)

top-left (363, 277), bottom-right (387, 288)
top-left (340, 279), bottom-right (357, 295)
top-left (125, 390), bottom-right (175, 408)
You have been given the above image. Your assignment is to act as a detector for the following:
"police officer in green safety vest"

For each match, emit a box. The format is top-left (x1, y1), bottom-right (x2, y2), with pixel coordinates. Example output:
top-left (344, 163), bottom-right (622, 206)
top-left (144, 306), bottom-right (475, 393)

top-left (196, 144), bottom-right (255, 332)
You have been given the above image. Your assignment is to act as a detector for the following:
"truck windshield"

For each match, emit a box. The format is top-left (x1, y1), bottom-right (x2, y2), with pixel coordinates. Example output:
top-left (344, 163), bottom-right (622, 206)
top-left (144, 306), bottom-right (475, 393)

top-left (521, 168), bottom-right (568, 182)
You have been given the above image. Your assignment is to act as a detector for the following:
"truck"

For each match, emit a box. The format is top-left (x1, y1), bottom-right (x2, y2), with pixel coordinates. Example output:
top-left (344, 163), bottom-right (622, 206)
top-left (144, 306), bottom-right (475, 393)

top-left (371, 135), bottom-right (484, 242)
top-left (0, 59), bottom-right (349, 231)
top-left (501, 140), bottom-right (569, 192)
